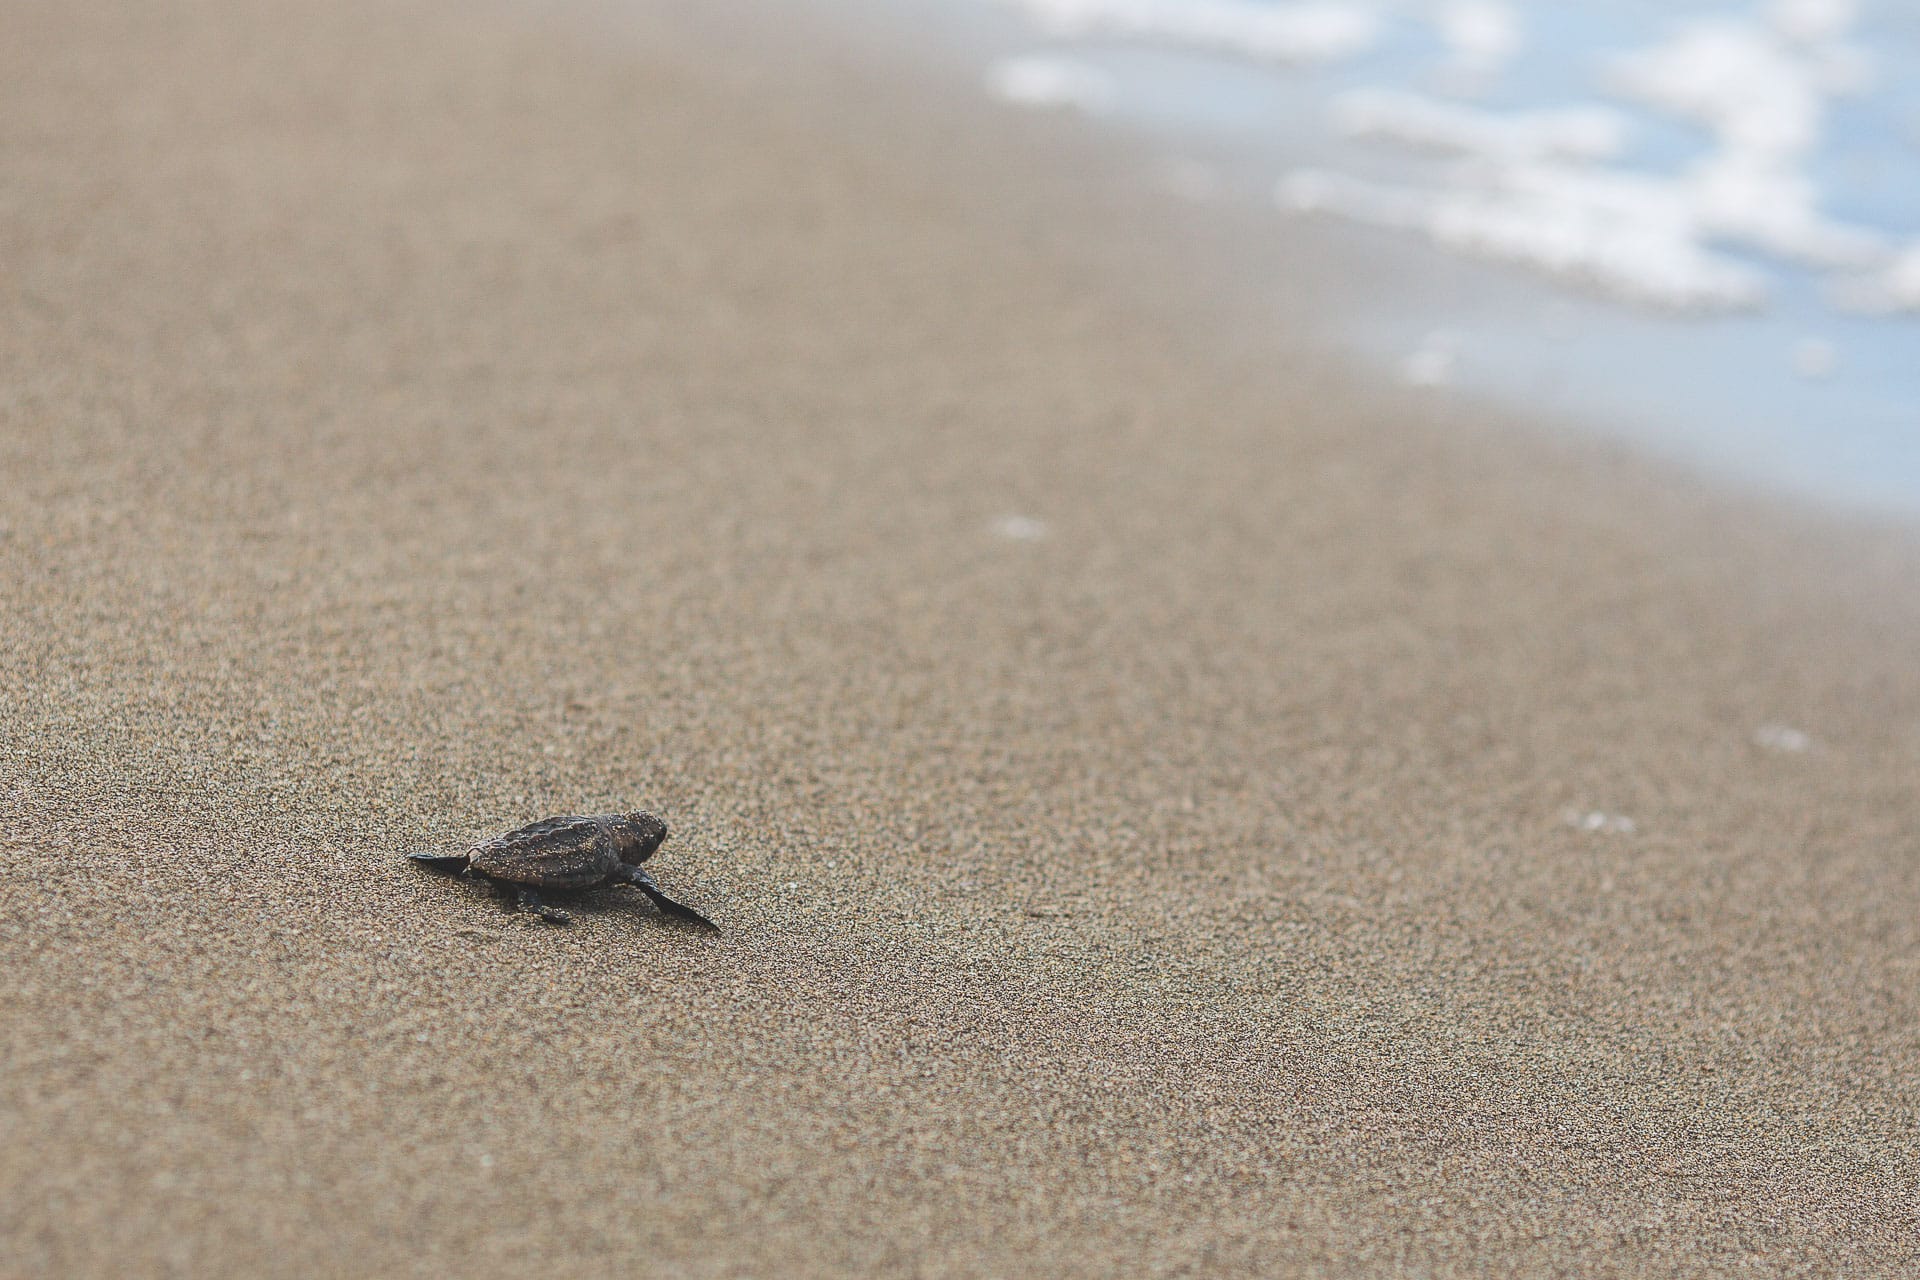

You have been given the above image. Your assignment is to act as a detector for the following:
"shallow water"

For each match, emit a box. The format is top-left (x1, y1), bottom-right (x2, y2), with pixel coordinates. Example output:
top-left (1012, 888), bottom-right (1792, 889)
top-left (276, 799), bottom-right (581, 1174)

top-left (971, 0), bottom-right (1920, 517)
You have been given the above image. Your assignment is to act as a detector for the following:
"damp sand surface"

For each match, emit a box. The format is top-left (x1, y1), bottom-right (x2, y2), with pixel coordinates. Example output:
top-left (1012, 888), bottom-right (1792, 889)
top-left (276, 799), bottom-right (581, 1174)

top-left (4, 1), bottom-right (1920, 1275)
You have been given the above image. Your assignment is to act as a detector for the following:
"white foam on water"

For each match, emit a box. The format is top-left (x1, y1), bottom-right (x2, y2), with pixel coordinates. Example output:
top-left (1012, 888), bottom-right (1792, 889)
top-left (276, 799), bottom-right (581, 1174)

top-left (1280, 164), bottom-right (1771, 311)
top-left (1602, 16), bottom-right (1881, 269)
top-left (986, 55), bottom-right (1118, 113)
top-left (984, 0), bottom-right (1916, 323)
top-left (1333, 89), bottom-right (1628, 162)
top-left (1274, 3), bottom-right (1901, 312)
top-left (1608, 18), bottom-right (1834, 156)
top-left (1001, 0), bottom-right (1382, 65)
top-left (1682, 149), bottom-right (1883, 269)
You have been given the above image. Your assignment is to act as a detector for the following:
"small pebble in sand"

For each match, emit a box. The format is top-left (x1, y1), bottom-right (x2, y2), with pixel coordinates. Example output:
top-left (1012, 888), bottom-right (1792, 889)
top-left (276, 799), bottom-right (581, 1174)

top-left (1564, 809), bottom-right (1636, 834)
top-left (1754, 723), bottom-right (1812, 752)
top-left (992, 514), bottom-right (1050, 541)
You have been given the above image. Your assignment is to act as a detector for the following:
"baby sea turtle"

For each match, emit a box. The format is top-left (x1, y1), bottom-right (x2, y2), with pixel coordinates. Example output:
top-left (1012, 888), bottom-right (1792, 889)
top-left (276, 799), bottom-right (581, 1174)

top-left (408, 811), bottom-right (718, 932)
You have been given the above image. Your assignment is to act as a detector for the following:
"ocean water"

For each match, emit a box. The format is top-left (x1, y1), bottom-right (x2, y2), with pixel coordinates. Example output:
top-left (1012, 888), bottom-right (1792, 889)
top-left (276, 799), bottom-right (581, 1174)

top-left (968, 0), bottom-right (1920, 518)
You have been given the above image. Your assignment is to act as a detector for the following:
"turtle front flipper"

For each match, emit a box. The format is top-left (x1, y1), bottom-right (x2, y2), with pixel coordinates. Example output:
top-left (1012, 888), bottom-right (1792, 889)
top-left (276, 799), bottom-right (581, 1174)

top-left (408, 852), bottom-right (474, 877)
top-left (618, 865), bottom-right (720, 934)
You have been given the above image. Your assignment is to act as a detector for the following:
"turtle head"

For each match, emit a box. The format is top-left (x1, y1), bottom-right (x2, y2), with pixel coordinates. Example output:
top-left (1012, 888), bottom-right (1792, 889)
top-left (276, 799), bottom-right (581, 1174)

top-left (615, 811), bottom-right (669, 864)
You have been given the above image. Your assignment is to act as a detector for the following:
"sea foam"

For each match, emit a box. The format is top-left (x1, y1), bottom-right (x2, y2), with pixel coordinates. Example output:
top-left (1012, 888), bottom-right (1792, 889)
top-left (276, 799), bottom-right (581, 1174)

top-left (1278, 5), bottom-right (1891, 311)
top-left (1331, 90), bottom-right (1628, 163)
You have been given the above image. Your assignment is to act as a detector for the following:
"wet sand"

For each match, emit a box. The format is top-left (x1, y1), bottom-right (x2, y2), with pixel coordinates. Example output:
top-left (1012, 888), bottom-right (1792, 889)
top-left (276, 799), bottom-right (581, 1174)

top-left (4, 0), bottom-right (1919, 1275)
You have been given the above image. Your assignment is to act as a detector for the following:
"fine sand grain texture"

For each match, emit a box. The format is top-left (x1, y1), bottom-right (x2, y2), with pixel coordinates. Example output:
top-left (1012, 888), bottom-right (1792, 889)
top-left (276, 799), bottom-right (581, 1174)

top-left (4, 0), bottom-right (1920, 1275)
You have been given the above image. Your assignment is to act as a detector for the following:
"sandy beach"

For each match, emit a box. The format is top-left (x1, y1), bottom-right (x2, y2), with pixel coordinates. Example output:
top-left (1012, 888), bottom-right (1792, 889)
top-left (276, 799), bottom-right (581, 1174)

top-left (5, 0), bottom-right (1919, 1274)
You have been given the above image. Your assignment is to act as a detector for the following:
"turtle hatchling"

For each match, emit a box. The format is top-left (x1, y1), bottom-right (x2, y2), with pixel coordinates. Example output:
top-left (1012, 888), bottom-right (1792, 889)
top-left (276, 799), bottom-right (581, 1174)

top-left (409, 811), bottom-right (718, 932)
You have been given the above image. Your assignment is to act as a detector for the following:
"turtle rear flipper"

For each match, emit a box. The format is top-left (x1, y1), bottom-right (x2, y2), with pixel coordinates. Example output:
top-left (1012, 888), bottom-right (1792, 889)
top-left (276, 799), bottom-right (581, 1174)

top-left (408, 852), bottom-right (473, 877)
top-left (621, 865), bottom-right (720, 934)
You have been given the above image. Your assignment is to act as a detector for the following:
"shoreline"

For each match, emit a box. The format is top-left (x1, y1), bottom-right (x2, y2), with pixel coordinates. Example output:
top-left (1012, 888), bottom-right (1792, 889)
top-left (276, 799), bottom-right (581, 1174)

top-left (827, 0), bottom-right (1920, 524)
top-left (5, 0), bottom-right (1919, 1275)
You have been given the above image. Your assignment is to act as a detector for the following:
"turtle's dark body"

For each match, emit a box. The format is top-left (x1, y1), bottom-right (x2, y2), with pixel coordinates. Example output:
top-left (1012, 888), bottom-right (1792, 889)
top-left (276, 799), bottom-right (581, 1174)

top-left (409, 811), bottom-right (717, 932)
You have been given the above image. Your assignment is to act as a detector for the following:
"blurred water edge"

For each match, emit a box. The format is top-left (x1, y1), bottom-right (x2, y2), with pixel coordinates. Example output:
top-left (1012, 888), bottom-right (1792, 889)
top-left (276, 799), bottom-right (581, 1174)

top-left (878, 0), bottom-right (1920, 519)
